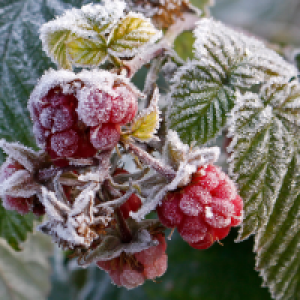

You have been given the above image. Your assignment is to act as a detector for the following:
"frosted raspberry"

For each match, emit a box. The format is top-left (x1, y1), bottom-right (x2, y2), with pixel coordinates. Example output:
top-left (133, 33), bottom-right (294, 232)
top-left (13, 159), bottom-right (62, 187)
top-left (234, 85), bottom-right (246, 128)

top-left (156, 193), bottom-right (183, 228)
top-left (96, 234), bottom-right (167, 289)
top-left (0, 160), bottom-right (45, 216)
top-left (90, 123), bottom-right (120, 151)
top-left (30, 86), bottom-right (96, 160)
top-left (29, 71), bottom-right (139, 160)
top-left (77, 85), bottom-right (137, 127)
top-left (157, 165), bottom-right (243, 249)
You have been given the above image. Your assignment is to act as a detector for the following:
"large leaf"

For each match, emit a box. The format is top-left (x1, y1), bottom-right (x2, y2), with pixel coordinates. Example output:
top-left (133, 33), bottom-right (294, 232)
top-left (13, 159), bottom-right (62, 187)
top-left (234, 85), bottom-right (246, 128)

top-left (168, 60), bottom-right (236, 145)
top-left (228, 79), bottom-right (300, 240)
top-left (0, 232), bottom-right (52, 300)
top-left (0, 0), bottom-right (90, 248)
top-left (168, 18), bottom-right (297, 145)
top-left (255, 153), bottom-right (300, 300)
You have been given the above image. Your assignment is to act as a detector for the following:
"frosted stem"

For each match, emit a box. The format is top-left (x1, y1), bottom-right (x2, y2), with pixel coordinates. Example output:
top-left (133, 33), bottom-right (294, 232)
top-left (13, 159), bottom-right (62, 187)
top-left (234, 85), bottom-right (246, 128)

top-left (124, 12), bottom-right (199, 78)
top-left (127, 142), bottom-right (176, 182)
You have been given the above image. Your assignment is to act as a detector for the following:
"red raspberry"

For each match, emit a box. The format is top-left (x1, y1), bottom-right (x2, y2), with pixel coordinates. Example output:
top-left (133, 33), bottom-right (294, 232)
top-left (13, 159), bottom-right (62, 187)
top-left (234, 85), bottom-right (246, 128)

top-left (157, 165), bottom-right (243, 249)
top-left (29, 77), bottom-right (138, 162)
top-left (113, 168), bottom-right (142, 219)
top-left (96, 234), bottom-right (167, 289)
top-left (0, 160), bottom-right (45, 216)
top-left (30, 87), bottom-right (96, 161)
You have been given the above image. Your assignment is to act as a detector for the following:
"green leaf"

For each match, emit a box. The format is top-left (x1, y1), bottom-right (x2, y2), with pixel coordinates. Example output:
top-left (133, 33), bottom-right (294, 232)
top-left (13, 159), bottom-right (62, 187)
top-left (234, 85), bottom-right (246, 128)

top-left (0, 232), bottom-right (52, 300)
top-left (168, 60), bottom-right (236, 145)
top-left (67, 37), bottom-right (108, 67)
top-left (228, 80), bottom-right (300, 240)
top-left (255, 153), bottom-right (300, 300)
top-left (108, 13), bottom-right (161, 58)
top-left (168, 18), bottom-right (297, 146)
top-left (44, 30), bottom-right (72, 70)
top-left (0, 203), bottom-right (34, 250)
top-left (0, 0), bottom-right (88, 248)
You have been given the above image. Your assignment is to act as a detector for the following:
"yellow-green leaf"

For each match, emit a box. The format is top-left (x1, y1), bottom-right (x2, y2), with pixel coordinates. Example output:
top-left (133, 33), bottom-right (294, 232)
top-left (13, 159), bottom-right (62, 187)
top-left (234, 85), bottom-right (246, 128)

top-left (44, 30), bottom-right (72, 69)
top-left (67, 37), bottom-right (108, 67)
top-left (108, 13), bottom-right (161, 58)
top-left (130, 88), bottom-right (160, 141)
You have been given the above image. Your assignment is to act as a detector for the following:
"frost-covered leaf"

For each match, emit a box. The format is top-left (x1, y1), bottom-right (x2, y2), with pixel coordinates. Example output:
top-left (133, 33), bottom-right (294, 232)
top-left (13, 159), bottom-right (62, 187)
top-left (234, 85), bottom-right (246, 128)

top-left (67, 37), bottom-right (108, 67)
top-left (40, 1), bottom-right (126, 68)
top-left (228, 79), bottom-right (300, 240)
top-left (168, 18), bottom-right (297, 145)
top-left (168, 60), bottom-right (236, 145)
top-left (0, 232), bottom-right (52, 300)
top-left (254, 153), bottom-right (300, 300)
top-left (129, 87), bottom-right (160, 141)
top-left (194, 19), bottom-right (297, 87)
top-left (108, 13), bottom-right (162, 58)
top-left (43, 29), bottom-right (73, 69)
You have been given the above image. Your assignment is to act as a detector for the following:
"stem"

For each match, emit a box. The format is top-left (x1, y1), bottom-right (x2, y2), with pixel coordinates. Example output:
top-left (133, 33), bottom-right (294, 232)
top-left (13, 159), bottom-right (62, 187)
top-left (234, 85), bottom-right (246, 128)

top-left (126, 142), bottom-right (176, 182)
top-left (115, 207), bottom-right (133, 243)
top-left (124, 12), bottom-right (199, 78)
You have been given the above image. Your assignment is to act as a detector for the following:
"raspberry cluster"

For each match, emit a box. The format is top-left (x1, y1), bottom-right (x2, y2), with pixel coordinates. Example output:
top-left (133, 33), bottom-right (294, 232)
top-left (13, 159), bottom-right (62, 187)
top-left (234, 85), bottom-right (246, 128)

top-left (157, 165), bottom-right (243, 249)
top-left (29, 72), bottom-right (138, 163)
top-left (96, 234), bottom-right (167, 289)
top-left (30, 86), bottom-right (96, 161)
top-left (0, 160), bottom-right (45, 216)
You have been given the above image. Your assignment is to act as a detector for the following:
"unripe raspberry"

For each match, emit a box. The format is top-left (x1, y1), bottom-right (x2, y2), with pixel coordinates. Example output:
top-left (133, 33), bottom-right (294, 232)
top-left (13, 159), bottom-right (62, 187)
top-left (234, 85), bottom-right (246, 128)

top-left (157, 165), bottom-right (243, 249)
top-left (96, 234), bottom-right (167, 289)
top-left (0, 160), bottom-right (44, 216)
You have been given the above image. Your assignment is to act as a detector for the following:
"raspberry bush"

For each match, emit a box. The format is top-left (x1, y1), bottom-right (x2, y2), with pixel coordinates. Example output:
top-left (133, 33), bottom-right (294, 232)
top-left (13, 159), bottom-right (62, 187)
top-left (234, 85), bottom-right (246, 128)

top-left (0, 0), bottom-right (299, 299)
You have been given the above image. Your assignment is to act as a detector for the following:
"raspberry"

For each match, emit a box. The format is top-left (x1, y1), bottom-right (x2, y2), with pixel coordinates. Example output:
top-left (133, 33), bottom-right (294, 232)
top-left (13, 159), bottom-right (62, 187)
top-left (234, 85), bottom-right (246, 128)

top-left (113, 168), bottom-right (142, 219)
top-left (96, 234), bottom-right (167, 289)
top-left (29, 75), bottom-right (138, 161)
top-left (30, 87), bottom-right (96, 161)
top-left (157, 165), bottom-right (243, 249)
top-left (0, 160), bottom-right (45, 216)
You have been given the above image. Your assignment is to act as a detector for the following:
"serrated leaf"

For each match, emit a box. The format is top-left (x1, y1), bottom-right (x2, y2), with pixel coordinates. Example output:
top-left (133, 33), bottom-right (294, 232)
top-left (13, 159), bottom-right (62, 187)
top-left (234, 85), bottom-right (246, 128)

top-left (194, 19), bottom-right (297, 87)
top-left (130, 88), bottom-right (160, 141)
top-left (67, 37), bottom-right (108, 67)
top-left (108, 13), bottom-right (162, 58)
top-left (0, 0), bottom-right (88, 248)
top-left (254, 153), bottom-right (300, 300)
top-left (0, 232), bottom-right (52, 300)
top-left (168, 60), bottom-right (236, 145)
top-left (168, 18), bottom-right (297, 145)
top-left (40, 1), bottom-right (126, 69)
top-left (228, 79), bottom-right (300, 240)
